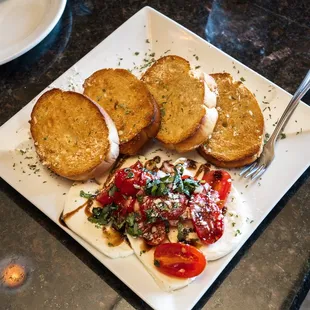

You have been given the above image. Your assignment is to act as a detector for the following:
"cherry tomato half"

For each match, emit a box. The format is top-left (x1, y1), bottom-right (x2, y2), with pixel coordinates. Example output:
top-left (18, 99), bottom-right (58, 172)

top-left (154, 243), bottom-right (207, 278)
top-left (202, 170), bottom-right (232, 207)
top-left (114, 167), bottom-right (140, 196)
top-left (189, 193), bottom-right (224, 244)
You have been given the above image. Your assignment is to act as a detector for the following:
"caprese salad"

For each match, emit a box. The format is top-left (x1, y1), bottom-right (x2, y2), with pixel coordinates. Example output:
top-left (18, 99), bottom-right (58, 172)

top-left (63, 156), bottom-right (251, 291)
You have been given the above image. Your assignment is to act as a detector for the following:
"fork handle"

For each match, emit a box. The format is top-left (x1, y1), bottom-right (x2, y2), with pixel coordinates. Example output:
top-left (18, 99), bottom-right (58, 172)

top-left (267, 70), bottom-right (310, 147)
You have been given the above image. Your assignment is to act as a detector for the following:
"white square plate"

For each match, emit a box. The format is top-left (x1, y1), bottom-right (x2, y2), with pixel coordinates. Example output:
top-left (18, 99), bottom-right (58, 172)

top-left (0, 7), bottom-right (309, 310)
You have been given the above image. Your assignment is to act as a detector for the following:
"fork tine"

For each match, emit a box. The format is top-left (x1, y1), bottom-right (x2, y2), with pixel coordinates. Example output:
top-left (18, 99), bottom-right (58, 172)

top-left (240, 162), bottom-right (257, 177)
top-left (244, 162), bottom-right (260, 178)
top-left (252, 166), bottom-right (266, 181)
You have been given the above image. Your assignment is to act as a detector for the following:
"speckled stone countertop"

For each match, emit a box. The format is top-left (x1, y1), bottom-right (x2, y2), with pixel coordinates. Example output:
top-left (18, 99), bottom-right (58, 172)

top-left (0, 1), bottom-right (309, 309)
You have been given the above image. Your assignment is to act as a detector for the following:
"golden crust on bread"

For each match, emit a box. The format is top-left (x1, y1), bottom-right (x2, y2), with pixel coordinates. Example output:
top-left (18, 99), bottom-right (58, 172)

top-left (120, 94), bottom-right (161, 155)
top-left (141, 55), bottom-right (206, 146)
top-left (198, 73), bottom-right (264, 168)
top-left (30, 89), bottom-right (119, 180)
top-left (163, 106), bottom-right (218, 153)
top-left (83, 69), bottom-right (160, 155)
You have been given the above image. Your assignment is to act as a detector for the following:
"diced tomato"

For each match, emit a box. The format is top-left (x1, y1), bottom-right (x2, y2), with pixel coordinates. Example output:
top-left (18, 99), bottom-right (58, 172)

top-left (96, 190), bottom-right (114, 206)
top-left (202, 170), bottom-right (231, 207)
top-left (114, 161), bottom-right (153, 196)
top-left (122, 197), bottom-right (136, 214)
top-left (142, 222), bottom-right (167, 246)
top-left (114, 168), bottom-right (140, 196)
top-left (189, 193), bottom-right (224, 244)
top-left (154, 243), bottom-right (206, 278)
top-left (112, 192), bottom-right (136, 215)
top-left (131, 161), bottom-right (143, 170)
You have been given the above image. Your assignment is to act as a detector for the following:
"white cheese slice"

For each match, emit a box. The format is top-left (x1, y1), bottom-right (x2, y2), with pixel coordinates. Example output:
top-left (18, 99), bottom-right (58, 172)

top-left (63, 180), bottom-right (133, 258)
top-left (127, 235), bottom-right (194, 292)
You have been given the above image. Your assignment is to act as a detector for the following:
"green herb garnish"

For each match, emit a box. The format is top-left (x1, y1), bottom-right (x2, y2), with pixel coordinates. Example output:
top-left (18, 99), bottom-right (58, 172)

top-left (136, 195), bottom-right (144, 203)
top-left (127, 171), bottom-right (134, 178)
top-left (154, 259), bottom-right (160, 267)
top-left (126, 212), bottom-right (142, 237)
top-left (177, 222), bottom-right (187, 242)
top-left (80, 190), bottom-right (96, 199)
top-left (88, 204), bottom-right (118, 226)
top-left (109, 185), bottom-right (117, 197)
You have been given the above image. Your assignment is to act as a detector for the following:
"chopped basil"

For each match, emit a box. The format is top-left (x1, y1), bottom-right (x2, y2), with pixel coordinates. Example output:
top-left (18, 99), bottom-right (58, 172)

top-left (177, 222), bottom-right (187, 242)
top-left (145, 166), bottom-right (199, 197)
top-left (240, 77), bottom-right (246, 82)
top-left (126, 212), bottom-right (142, 237)
top-left (145, 178), bottom-right (169, 197)
top-left (154, 259), bottom-right (160, 267)
top-left (126, 222), bottom-right (142, 237)
top-left (80, 190), bottom-right (96, 199)
top-left (112, 219), bottom-right (126, 231)
top-left (136, 195), bottom-right (144, 203)
top-left (88, 204), bottom-right (118, 226)
top-left (234, 229), bottom-right (242, 237)
top-left (126, 212), bottom-right (136, 226)
top-left (108, 185), bottom-right (117, 197)
top-left (140, 250), bottom-right (146, 256)
top-left (280, 133), bottom-right (286, 140)
top-left (126, 171), bottom-right (134, 178)
top-left (145, 209), bottom-right (158, 224)
top-left (182, 178), bottom-right (200, 196)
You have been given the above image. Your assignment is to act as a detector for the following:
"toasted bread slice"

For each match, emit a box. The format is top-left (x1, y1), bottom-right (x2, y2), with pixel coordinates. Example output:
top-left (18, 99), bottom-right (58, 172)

top-left (198, 73), bottom-right (264, 168)
top-left (142, 55), bottom-right (217, 152)
top-left (30, 89), bottom-right (119, 181)
top-left (83, 69), bottom-right (160, 155)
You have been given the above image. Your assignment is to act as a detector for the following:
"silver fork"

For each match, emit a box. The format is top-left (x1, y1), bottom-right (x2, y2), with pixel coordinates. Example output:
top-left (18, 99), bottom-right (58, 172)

top-left (240, 70), bottom-right (310, 180)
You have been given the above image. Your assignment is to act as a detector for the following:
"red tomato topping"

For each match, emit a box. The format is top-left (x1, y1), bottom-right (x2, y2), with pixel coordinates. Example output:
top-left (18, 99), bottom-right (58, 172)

top-left (114, 161), bottom-right (154, 196)
top-left (139, 170), bottom-right (154, 186)
top-left (189, 193), bottom-right (224, 244)
top-left (140, 194), bottom-right (188, 221)
top-left (154, 243), bottom-right (206, 278)
top-left (202, 170), bottom-right (232, 207)
top-left (142, 222), bottom-right (167, 246)
top-left (114, 168), bottom-right (140, 196)
top-left (96, 191), bottom-right (114, 206)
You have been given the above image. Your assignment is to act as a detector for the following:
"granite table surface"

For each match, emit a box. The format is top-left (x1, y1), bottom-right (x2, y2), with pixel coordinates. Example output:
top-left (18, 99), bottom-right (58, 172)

top-left (0, 0), bottom-right (309, 309)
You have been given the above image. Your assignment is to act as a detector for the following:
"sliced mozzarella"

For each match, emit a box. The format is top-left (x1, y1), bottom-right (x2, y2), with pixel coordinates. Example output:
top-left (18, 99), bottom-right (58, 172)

top-left (203, 106), bottom-right (218, 138)
top-left (203, 73), bottom-right (218, 109)
top-left (168, 186), bottom-right (251, 261)
top-left (127, 235), bottom-right (194, 292)
top-left (189, 68), bottom-right (218, 109)
top-left (64, 180), bottom-right (133, 258)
